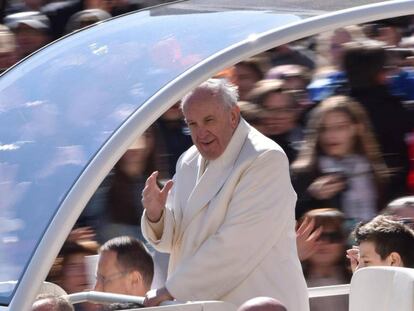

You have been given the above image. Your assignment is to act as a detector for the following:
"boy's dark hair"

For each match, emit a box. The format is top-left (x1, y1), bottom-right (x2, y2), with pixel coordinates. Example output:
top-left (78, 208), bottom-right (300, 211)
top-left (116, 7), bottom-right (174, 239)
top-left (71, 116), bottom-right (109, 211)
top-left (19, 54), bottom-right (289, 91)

top-left (342, 40), bottom-right (387, 89)
top-left (100, 236), bottom-right (154, 288)
top-left (353, 215), bottom-right (414, 268)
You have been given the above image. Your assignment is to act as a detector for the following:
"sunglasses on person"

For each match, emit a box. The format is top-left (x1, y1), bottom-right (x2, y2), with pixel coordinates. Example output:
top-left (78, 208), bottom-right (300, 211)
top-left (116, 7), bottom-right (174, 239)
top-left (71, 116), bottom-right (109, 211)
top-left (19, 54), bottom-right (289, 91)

top-left (318, 231), bottom-right (343, 243)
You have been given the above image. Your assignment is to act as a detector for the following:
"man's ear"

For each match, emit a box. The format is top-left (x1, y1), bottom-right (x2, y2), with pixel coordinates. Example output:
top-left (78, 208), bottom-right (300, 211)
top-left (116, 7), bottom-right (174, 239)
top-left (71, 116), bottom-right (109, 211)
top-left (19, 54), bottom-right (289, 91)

top-left (129, 270), bottom-right (149, 296)
top-left (387, 252), bottom-right (403, 267)
top-left (230, 105), bottom-right (240, 128)
top-left (130, 270), bottom-right (143, 285)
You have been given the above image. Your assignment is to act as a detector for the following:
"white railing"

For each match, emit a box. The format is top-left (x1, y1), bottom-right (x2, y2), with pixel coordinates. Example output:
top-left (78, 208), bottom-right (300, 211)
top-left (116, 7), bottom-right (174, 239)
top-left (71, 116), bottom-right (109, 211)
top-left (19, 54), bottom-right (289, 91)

top-left (67, 285), bottom-right (351, 306)
top-left (308, 284), bottom-right (350, 298)
top-left (66, 291), bottom-right (145, 305)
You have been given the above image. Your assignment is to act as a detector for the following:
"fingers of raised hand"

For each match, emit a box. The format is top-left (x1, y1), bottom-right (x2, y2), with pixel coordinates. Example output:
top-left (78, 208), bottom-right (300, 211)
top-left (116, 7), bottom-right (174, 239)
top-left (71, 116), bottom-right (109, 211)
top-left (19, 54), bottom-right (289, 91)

top-left (308, 226), bottom-right (323, 242)
top-left (296, 217), bottom-right (309, 235)
top-left (145, 171), bottom-right (160, 188)
top-left (302, 218), bottom-right (316, 237)
top-left (142, 172), bottom-right (162, 199)
top-left (160, 180), bottom-right (174, 201)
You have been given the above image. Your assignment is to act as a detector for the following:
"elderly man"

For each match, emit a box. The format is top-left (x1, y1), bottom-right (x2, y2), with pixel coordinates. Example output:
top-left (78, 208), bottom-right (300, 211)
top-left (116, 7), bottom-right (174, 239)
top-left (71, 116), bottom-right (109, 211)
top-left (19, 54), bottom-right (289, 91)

top-left (141, 79), bottom-right (309, 310)
top-left (94, 236), bottom-right (153, 296)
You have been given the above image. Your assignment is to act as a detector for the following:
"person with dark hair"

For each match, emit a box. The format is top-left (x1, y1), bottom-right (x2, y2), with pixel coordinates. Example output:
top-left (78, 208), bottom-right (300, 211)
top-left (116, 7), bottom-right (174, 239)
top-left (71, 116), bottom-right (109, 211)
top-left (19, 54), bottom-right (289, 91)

top-left (32, 294), bottom-right (74, 311)
top-left (52, 238), bottom-right (99, 311)
top-left (299, 209), bottom-right (350, 311)
top-left (232, 60), bottom-right (264, 101)
top-left (154, 102), bottom-right (193, 179)
top-left (347, 215), bottom-right (414, 272)
top-left (94, 236), bottom-right (154, 296)
top-left (82, 130), bottom-right (159, 244)
top-left (4, 11), bottom-right (51, 60)
top-left (247, 79), bottom-right (304, 162)
top-left (342, 41), bottom-right (413, 201)
top-left (58, 240), bottom-right (98, 295)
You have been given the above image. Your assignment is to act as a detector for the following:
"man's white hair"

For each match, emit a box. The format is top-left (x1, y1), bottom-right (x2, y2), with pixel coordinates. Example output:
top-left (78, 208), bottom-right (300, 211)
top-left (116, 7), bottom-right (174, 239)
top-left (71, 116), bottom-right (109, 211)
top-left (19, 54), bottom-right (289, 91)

top-left (181, 78), bottom-right (239, 110)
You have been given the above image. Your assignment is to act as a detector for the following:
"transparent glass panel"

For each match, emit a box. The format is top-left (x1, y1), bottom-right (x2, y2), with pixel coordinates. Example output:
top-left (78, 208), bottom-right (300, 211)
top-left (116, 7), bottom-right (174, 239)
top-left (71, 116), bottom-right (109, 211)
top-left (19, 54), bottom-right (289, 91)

top-left (0, 6), bottom-right (300, 304)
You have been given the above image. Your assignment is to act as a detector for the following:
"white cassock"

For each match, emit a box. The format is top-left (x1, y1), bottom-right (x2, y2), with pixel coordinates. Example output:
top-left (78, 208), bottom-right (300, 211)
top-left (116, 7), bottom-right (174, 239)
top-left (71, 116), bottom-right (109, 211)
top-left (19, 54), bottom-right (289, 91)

top-left (142, 118), bottom-right (309, 311)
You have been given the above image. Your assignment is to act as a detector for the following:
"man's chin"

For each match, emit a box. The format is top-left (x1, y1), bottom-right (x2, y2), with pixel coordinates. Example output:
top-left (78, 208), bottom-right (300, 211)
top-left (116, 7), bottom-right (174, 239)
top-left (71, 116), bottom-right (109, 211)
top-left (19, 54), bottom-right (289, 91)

top-left (198, 149), bottom-right (219, 161)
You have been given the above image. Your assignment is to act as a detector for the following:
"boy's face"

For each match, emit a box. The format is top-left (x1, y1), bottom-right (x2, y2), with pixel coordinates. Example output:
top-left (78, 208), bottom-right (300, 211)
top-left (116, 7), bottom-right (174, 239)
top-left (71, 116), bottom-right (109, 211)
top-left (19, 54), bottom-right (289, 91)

top-left (358, 241), bottom-right (394, 268)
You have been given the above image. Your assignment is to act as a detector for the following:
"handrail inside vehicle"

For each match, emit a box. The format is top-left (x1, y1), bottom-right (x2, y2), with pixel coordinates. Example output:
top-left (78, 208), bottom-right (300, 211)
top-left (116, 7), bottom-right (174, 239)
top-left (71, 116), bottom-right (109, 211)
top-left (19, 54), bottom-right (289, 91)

top-left (66, 285), bottom-right (350, 308)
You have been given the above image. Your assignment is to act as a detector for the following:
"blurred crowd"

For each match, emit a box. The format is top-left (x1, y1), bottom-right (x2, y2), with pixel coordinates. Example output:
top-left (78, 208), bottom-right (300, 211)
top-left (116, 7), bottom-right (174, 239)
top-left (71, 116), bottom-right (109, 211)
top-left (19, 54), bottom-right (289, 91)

top-left (7, 5), bottom-right (413, 310)
top-left (0, 0), bottom-right (173, 72)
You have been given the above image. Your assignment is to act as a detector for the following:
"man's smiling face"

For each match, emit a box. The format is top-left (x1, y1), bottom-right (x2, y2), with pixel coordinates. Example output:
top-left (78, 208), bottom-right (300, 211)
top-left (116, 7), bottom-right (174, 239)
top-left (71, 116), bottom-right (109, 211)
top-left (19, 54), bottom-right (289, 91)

top-left (183, 88), bottom-right (239, 160)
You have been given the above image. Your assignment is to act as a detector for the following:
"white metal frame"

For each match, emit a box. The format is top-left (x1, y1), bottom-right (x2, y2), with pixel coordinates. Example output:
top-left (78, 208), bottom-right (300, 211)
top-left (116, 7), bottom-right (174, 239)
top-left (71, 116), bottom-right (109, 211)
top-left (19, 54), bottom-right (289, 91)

top-left (9, 0), bottom-right (414, 310)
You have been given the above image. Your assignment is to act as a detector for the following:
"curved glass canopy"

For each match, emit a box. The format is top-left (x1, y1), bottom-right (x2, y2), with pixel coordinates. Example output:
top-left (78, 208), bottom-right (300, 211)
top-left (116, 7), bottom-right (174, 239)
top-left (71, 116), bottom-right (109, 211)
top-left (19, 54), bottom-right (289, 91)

top-left (0, 5), bottom-right (300, 304)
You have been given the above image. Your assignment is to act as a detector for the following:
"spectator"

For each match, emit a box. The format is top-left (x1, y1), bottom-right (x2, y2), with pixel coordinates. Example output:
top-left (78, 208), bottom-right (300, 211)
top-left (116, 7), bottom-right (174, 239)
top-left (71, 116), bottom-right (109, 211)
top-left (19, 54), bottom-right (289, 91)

top-left (83, 130), bottom-right (158, 244)
top-left (154, 102), bottom-right (193, 179)
top-left (299, 209), bottom-right (350, 311)
top-left (265, 64), bottom-right (311, 91)
top-left (5, 0), bottom-right (46, 15)
top-left (268, 43), bottom-right (315, 70)
top-left (94, 236), bottom-right (153, 296)
top-left (343, 40), bottom-right (414, 200)
top-left (309, 26), bottom-right (414, 104)
top-left (307, 26), bottom-right (365, 103)
top-left (363, 19), bottom-right (407, 47)
top-left (247, 79), bottom-right (304, 162)
top-left (65, 9), bottom-right (111, 33)
top-left (291, 95), bottom-right (387, 221)
top-left (347, 215), bottom-right (414, 272)
top-left (315, 26), bottom-right (365, 70)
top-left (32, 294), bottom-right (74, 311)
top-left (89, 0), bottom-right (142, 17)
top-left (41, 0), bottom-right (84, 40)
top-left (232, 59), bottom-right (264, 101)
top-left (58, 241), bottom-right (98, 295)
top-left (238, 297), bottom-right (287, 311)
top-left (382, 196), bottom-right (414, 227)
top-left (103, 132), bottom-right (156, 242)
top-left (141, 79), bottom-right (309, 310)
top-left (50, 239), bottom-right (99, 311)
top-left (0, 24), bottom-right (17, 73)
top-left (265, 64), bottom-right (313, 123)
top-left (4, 11), bottom-right (51, 60)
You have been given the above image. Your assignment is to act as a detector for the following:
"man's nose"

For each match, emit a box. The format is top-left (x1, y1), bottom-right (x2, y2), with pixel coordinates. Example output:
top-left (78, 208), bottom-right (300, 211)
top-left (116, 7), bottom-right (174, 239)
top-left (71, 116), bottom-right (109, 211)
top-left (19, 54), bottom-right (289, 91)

top-left (196, 126), bottom-right (209, 139)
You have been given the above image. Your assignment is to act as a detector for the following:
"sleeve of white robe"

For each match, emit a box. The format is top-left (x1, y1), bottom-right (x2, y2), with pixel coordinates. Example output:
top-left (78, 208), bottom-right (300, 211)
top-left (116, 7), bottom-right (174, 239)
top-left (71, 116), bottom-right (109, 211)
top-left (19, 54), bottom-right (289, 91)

top-left (165, 149), bottom-right (297, 300)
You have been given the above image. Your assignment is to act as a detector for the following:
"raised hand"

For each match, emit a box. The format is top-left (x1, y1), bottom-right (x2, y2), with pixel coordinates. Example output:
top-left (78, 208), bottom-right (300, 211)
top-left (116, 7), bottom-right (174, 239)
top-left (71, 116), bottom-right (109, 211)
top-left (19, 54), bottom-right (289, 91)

top-left (346, 246), bottom-right (360, 273)
top-left (141, 171), bottom-right (173, 222)
top-left (296, 217), bottom-right (323, 261)
top-left (308, 174), bottom-right (346, 200)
